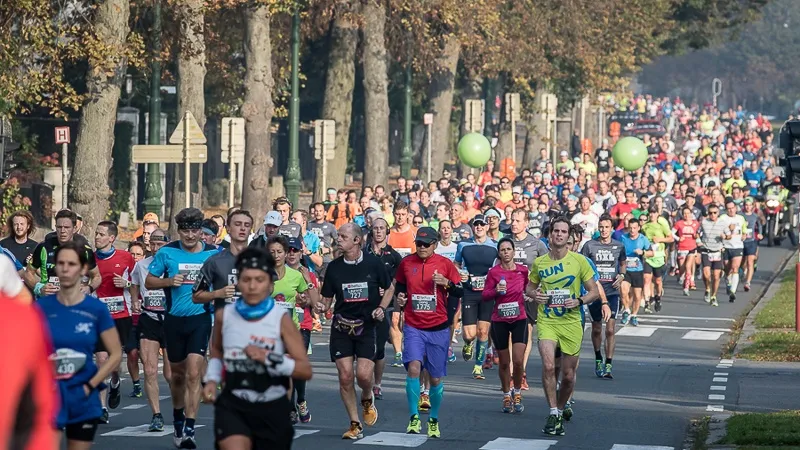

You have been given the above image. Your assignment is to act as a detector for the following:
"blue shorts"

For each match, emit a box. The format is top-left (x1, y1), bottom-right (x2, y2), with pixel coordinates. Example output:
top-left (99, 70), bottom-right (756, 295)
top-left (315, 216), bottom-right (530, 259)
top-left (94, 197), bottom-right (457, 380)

top-left (589, 294), bottom-right (620, 322)
top-left (743, 240), bottom-right (758, 257)
top-left (402, 324), bottom-right (450, 379)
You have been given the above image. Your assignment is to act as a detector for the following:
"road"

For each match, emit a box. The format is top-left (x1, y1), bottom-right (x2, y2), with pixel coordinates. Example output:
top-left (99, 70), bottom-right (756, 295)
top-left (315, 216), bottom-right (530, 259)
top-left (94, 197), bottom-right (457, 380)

top-left (91, 245), bottom-right (793, 450)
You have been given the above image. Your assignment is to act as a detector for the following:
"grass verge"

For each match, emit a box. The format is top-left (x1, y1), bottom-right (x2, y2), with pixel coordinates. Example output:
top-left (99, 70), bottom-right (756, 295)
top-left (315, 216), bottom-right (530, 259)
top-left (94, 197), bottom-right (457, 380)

top-left (754, 269), bottom-right (797, 329)
top-left (737, 331), bottom-right (800, 362)
top-left (722, 411), bottom-right (800, 447)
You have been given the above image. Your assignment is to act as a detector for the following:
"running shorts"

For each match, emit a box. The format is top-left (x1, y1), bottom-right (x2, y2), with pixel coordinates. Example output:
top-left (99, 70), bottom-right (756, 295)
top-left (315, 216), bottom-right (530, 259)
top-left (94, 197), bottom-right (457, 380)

top-left (589, 294), bottom-right (620, 322)
top-left (624, 271), bottom-right (645, 288)
top-left (95, 317), bottom-right (133, 354)
top-left (329, 326), bottom-right (377, 362)
top-left (701, 252), bottom-right (724, 270)
top-left (402, 324), bottom-right (450, 379)
top-left (743, 241), bottom-right (758, 257)
top-left (374, 314), bottom-right (390, 361)
top-left (644, 263), bottom-right (665, 278)
top-left (62, 419), bottom-right (99, 442)
top-left (446, 295), bottom-right (460, 323)
top-left (525, 300), bottom-right (538, 325)
top-left (461, 291), bottom-right (494, 326)
top-left (725, 248), bottom-right (743, 259)
top-left (537, 321), bottom-right (583, 357)
top-left (490, 319), bottom-right (528, 351)
top-left (138, 313), bottom-right (166, 347)
top-left (214, 391), bottom-right (293, 450)
top-left (164, 313), bottom-right (212, 363)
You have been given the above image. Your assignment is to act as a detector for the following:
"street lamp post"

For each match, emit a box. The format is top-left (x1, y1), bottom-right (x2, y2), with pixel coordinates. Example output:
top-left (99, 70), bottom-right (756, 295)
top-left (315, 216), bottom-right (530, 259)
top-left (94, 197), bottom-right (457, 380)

top-left (400, 64), bottom-right (413, 179)
top-left (284, 9), bottom-right (302, 207)
top-left (142, 0), bottom-right (163, 216)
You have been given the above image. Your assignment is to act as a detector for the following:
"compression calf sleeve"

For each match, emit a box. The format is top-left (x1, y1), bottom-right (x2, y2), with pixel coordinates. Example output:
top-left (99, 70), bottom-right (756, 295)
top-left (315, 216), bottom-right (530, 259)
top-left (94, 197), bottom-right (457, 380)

top-left (429, 383), bottom-right (444, 420)
top-left (406, 376), bottom-right (420, 416)
top-left (476, 339), bottom-right (488, 365)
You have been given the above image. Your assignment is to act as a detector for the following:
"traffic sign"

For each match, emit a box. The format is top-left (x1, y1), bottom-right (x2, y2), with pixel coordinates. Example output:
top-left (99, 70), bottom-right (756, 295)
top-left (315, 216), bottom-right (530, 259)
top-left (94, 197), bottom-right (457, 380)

top-left (464, 99), bottom-right (484, 133)
top-left (55, 127), bottom-right (70, 145)
top-left (424, 113), bottom-right (434, 125)
top-left (314, 119), bottom-right (336, 160)
top-left (132, 145), bottom-right (208, 164)
top-left (505, 93), bottom-right (521, 122)
top-left (221, 117), bottom-right (245, 164)
top-left (169, 111), bottom-right (207, 145)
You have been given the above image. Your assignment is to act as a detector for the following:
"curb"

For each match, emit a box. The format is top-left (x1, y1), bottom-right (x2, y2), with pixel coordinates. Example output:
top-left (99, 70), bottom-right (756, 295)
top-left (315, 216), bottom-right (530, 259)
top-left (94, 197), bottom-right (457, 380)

top-left (705, 412), bottom-right (733, 448)
top-left (729, 249), bottom-right (797, 356)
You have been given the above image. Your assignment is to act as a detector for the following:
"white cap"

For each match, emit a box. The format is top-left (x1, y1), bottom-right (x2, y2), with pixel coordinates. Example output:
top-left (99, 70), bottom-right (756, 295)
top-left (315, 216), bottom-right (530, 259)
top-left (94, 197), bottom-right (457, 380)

top-left (264, 211), bottom-right (282, 226)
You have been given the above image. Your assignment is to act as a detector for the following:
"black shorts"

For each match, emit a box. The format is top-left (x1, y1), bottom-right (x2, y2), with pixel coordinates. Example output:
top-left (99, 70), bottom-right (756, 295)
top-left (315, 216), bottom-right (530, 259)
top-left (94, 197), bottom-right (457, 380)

top-left (329, 326), bottom-right (377, 362)
top-left (374, 316), bottom-right (389, 361)
top-left (624, 271), bottom-right (644, 288)
top-left (743, 241), bottom-right (758, 257)
top-left (62, 419), bottom-right (99, 442)
top-left (446, 296), bottom-right (460, 323)
top-left (164, 313), bottom-right (212, 363)
top-left (96, 317), bottom-right (133, 353)
top-left (490, 319), bottom-right (529, 351)
top-left (701, 253), bottom-right (724, 270)
top-left (138, 313), bottom-right (166, 347)
top-left (589, 294), bottom-right (620, 322)
top-left (525, 301), bottom-right (538, 325)
top-left (643, 263), bottom-right (665, 278)
top-left (214, 391), bottom-right (294, 450)
top-left (725, 248), bottom-right (744, 259)
top-left (461, 291), bottom-right (494, 326)
top-left (127, 318), bottom-right (140, 352)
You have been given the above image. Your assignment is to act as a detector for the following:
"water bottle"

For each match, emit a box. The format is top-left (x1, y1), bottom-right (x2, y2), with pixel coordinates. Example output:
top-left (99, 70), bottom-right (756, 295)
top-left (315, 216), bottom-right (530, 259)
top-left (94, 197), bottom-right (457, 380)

top-left (498, 276), bottom-right (507, 295)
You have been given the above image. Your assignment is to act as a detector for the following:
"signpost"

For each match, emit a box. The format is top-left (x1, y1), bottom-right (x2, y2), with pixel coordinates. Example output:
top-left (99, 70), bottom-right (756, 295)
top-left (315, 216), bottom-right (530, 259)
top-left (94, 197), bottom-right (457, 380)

top-left (424, 113), bottom-right (434, 182)
top-left (221, 118), bottom-right (245, 208)
top-left (464, 99), bottom-right (484, 133)
top-left (54, 126), bottom-right (70, 209)
top-left (314, 120), bottom-right (335, 194)
top-left (712, 78), bottom-right (722, 108)
top-left (169, 111), bottom-right (207, 207)
top-left (505, 93), bottom-right (520, 163)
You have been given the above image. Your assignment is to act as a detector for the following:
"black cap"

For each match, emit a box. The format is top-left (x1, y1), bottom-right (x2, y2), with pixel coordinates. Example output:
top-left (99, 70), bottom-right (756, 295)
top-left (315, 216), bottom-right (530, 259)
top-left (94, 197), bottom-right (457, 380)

top-left (415, 227), bottom-right (439, 244)
top-left (286, 236), bottom-right (303, 250)
top-left (472, 214), bottom-right (488, 226)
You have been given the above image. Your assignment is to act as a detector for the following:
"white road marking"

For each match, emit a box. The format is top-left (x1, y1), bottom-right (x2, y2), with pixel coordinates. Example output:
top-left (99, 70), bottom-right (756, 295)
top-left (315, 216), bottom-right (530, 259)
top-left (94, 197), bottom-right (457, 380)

top-left (706, 405), bottom-right (725, 412)
top-left (610, 445), bottom-right (674, 450)
top-left (355, 432), bottom-right (427, 447)
top-left (637, 324), bottom-right (730, 332)
top-left (101, 424), bottom-right (205, 437)
top-left (636, 318), bottom-right (679, 323)
top-left (648, 314), bottom-right (734, 322)
top-left (713, 377), bottom-right (728, 383)
top-left (716, 365), bottom-right (732, 369)
top-left (708, 394), bottom-right (725, 401)
top-left (720, 358), bottom-right (734, 365)
top-left (714, 372), bottom-right (729, 376)
top-left (710, 386), bottom-right (727, 391)
top-left (108, 412), bottom-right (122, 418)
top-left (159, 395), bottom-right (170, 400)
top-left (122, 404), bottom-right (147, 410)
top-left (314, 342), bottom-right (329, 346)
top-left (481, 438), bottom-right (557, 450)
top-left (616, 327), bottom-right (657, 337)
top-left (681, 330), bottom-right (724, 341)
top-left (294, 429), bottom-right (319, 439)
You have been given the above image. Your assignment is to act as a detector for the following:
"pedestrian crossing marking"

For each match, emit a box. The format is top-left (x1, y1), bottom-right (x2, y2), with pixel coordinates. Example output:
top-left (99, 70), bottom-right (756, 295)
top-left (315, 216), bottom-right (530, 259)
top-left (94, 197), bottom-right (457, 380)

top-left (710, 385), bottom-right (726, 391)
top-left (294, 429), bottom-right (320, 439)
top-left (709, 394), bottom-right (725, 401)
top-left (616, 327), bottom-right (657, 337)
top-left (314, 342), bottom-right (329, 346)
top-left (707, 405), bottom-right (725, 412)
top-left (682, 330), bottom-right (724, 341)
top-left (713, 377), bottom-right (728, 383)
top-left (108, 412), bottom-right (121, 418)
top-left (610, 445), bottom-right (674, 450)
top-left (122, 404), bottom-right (147, 410)
top-left (480, 438), bottom-right (557, 450)
top-left (354, 432), bottom-right (427, 447)
top-left (101, 424), bottom-right (205, 437)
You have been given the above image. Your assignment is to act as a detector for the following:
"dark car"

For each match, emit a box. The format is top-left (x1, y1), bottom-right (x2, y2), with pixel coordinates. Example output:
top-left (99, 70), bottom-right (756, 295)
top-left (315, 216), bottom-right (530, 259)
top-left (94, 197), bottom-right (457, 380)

top-left (608, 111), bottom-right (640, 137)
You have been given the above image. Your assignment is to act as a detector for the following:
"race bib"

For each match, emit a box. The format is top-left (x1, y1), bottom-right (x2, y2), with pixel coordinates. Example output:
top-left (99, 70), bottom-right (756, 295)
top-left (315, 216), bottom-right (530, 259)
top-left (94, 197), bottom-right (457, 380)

top-left (276, 299), bottom-right (294, 310)
top-left (497, 302), bottom-right (520, 318)
top-left (597, 266), bottom-right (616, 282)
top-left (745, 230), bottom-right (754, 239)
top-left (395, 248), bottom-right (412, 258)
top-left (343, 282), bottom-right (369, 303)
top-left (48, 277), bottom-right (60, 289)
top-left (178, 263), bottom-right (202, 285)
top-left (626, 257), bottom-right (641, 269)
top-left (50, 349), bottom-right (87, 380)
top-left (677, 250), bottom-right (690, 257)
top-left (470, 275), bottom-right (487, 291)
top-left (546, 289), bottom-right (571, 308)
top-left (411, 294), bottom-right (436, 313)
top-left (708, 251), bottom-right (722, 262)
top-left (100, 296), bottom-right (125, 314)
top-left (143, 290), bottom-right (166, 311)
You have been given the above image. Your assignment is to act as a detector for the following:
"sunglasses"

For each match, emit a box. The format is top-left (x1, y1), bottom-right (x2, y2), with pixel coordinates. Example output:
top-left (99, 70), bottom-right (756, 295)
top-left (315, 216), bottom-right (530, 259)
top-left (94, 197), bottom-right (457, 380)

top-left (289, 248), bottom-right (303, 253)
top-left (415, 241), bottom-right (434, 248)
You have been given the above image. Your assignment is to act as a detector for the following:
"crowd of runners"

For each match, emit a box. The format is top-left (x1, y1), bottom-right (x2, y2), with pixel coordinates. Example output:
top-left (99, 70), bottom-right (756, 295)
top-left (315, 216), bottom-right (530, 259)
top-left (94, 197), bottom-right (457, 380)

top-left (0, 94), bottom-right (795, 449)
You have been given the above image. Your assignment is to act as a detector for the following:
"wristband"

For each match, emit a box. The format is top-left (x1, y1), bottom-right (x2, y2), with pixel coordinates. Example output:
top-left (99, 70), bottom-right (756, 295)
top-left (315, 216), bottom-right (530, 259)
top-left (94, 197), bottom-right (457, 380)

top-left (84, 382), bottom-right (95, 392)
top-left (203, 358), bottom-right (223, 384)
top-left (578, 298), bottom-right (585, 306)
top-left (34, 282), bottom-right (45, 297)
top-left (267, 352), bottom-right (296, 376)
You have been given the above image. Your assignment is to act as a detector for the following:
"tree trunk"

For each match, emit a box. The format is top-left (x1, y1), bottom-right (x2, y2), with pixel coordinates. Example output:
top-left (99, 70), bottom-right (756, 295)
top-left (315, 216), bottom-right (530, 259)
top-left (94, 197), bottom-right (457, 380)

top-left (421, 35), bottom-right (460, 181)
top-left (361, 0), bottom-right (389, 189)
top-left (240, 4), bottom-right (274, 224)
top-left (168, 0), bottom-right (206, 236)
top-left (313, 1), bottom-right (359, 201)
top-left (70, 0), bottom-right (130, 239)
top-left (458, 71), bottom-right (483, 177)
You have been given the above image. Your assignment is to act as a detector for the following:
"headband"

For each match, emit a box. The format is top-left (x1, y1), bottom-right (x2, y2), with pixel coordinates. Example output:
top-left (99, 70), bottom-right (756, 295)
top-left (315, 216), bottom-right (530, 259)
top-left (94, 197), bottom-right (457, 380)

top-left (177, 220), bottom-right (202, 230)
top-left (236, 256), bottom-right (276, 277)
top-left (201, 227), bottom-right (215, 235)
top-left (150, 234), bottom-right (169, 242)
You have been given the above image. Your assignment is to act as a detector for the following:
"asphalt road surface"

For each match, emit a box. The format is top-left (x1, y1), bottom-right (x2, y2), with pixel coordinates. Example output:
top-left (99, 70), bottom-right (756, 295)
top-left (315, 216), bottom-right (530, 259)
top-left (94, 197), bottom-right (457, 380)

top-left (90, 245), bottom-right (793, 450)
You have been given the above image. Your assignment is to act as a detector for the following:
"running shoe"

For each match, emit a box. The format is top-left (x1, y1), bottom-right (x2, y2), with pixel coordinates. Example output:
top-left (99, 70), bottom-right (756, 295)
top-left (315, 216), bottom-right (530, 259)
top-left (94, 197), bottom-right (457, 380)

top-left (448, 346), bottom-right (456, 363)
top-left (595, 360), bottom-right (605, 378)
top-left (704, 291), bottom-right (711, 303)
top-left (684, 287), bottom-right (690, 296)
top-left (342, 421), bottom-right (364, 440)
top-left (372, 385), bottom-right (383, 400)
top-left (492, 352), bottom-right (500, 366)
top-left (513, 392), bottom-right (524, 413)
top-left (148, 413), bottom-right (164, 432)
top-left (520, 372), bottom-right (529, 391)
top-left (654, 297), bottom-right (662, 312)
top-left (427, 418), bottom-right (440, 438)
top-left (690, 282), bottom-right (697, 290)
top-left (643, 302), bottom-right (653, 314)
top-left (462, 341), bottom-right (474, 361)
top-left (729, 292), bottom-right (736, 303)
top-left (542, 414), bottom-right (565, 436)
top-left (298, 401), bottom-right (311, 422)
top-left (711, 297), bottom-right (719, 307)
top-left (108, 382), bottom-right (121, 409)
top-left (99, 408), bottom-right (109, 424)
top-left (391, 352), bottom-right (403, 367)
top-left (418, 393), bottom-right (431, 412)
top-left (179, 432), bottom-right (197, 449)
top-left (406, 415), bottom-right (422, 434)
top-left (502, 395), bottom-right (513, 413)
top-left (312, 319), bottom-right (322, 333)
top-left (129, 383), bottom-right (142, 398)
top-left (362, 399), bottom-right (378, 426)
top-left (563, 401), bottom-right (574, 421)
top-left (621, 310), bottom-right (630, 325)
top-left (744, 282), bottom-right (751, 292)
top-left (603, 363), bottom-right (613, 379)
top-left (472, 365), bottom-right (485, 380)
top-left (289, 410), bottom-right (299, 424)
top-left (630, 316), bottom-right (639, 327)
top-left (483, 358), bottom-right (493, 370)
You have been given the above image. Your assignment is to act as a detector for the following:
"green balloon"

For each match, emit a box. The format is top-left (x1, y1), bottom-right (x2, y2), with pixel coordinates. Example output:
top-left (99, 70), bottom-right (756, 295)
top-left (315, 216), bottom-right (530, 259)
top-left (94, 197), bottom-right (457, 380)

top-left (612, 136), bottom-right (648, 171)
top-left (457, 133), bottom-right (492, 168)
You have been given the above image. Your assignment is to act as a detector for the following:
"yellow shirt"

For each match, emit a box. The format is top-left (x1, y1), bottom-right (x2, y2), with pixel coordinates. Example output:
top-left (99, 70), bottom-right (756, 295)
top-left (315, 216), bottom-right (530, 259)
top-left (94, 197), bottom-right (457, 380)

top-left (529, 251), bottom-right (594, 325)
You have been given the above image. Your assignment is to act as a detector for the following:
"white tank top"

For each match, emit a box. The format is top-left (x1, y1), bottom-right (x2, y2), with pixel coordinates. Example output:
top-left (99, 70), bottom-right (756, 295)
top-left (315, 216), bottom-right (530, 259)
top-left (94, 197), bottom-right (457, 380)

top-left (222, 301), bottom-right (289, 402)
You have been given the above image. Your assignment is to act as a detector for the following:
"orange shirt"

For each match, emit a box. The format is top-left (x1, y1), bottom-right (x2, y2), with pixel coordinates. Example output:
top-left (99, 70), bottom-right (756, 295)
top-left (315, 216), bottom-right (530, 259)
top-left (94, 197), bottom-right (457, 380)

top-left (387, 226), bottom-right (417, 258)
top-left (326, 203), bottom-right (361, 229)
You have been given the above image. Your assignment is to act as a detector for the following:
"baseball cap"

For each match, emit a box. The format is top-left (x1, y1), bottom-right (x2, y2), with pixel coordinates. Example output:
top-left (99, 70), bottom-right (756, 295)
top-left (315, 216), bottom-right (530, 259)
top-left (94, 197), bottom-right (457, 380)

top-left (143, 212), bottom-right (159, 224)
top-left (484, 208), bottom-right (501, 219)
top-left (512, 186), bottom-right (522, 194)
top-left (286, 236), bottom-right (303, 250)
top-left (326, 188), bottom-right (337, 195)
top-left (615, 166), bottom-right (623, 172)
top-left (744, 197), bottom-right (755, 204)
top-left (560, 151), bottom-right (568, 157)
top-left (415, 227), bottom-right (439, 244)
top-left (472, 214), bottom-right (488, 225)
top-left (263, 211), bottom-right (282, 226)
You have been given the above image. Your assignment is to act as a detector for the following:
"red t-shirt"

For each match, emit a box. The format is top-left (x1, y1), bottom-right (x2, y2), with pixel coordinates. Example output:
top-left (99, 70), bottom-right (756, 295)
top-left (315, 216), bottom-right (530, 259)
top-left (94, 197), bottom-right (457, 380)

top-left (673, 220), bottom-right (700, 251)
top-left (96, 250), bottom-right (136, 320)
top-left (395, 254), bottom-right (460, 330)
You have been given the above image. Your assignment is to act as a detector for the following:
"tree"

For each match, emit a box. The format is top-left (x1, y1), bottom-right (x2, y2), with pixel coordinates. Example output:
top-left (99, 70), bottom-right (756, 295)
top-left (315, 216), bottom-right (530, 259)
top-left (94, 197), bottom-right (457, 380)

top-left (70, 0), bottom-right (134, 239)
top-left (361, 0), bottom-right (390, 188)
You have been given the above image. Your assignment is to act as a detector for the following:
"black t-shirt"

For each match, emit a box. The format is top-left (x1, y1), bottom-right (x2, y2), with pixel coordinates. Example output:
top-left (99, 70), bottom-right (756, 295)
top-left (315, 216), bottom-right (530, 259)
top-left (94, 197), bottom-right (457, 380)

top-left (365, 244), bottom-right (403, 308)
top-left (320, 252), bottom-right (391, 324)
top-left (31, 235), bottom-right (96, 282)
top-left (0, 236), bottom-right (38, 266)
top-left (595, 147), bottom-right (612, 171)
top-left (44, 231), bottom-right (90, 249)
top-left (195, 249), bottom-right (239, 311)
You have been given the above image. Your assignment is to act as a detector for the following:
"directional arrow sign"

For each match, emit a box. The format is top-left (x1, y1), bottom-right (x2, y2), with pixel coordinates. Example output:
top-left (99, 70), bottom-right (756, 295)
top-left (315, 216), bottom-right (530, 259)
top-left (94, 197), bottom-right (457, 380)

top-left (132, 145), bottom-right (208, 164)
top-left (169, 111), bottom-right (207, 145)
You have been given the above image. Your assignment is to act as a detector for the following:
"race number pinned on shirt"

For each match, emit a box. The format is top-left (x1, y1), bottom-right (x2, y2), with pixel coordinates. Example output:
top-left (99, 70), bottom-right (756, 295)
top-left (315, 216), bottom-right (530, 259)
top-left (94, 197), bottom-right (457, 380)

top-left (50, 349), bottom-right (87, 380)
top-left (597, 266), bottom-right (615, 282)
top-left (178, 263), bottom-right (202, 285)
top-left (546, 289), bottom-right (570, 308)
top-left (470, 275), bottom-right (487, 291)
top-left (497, 302), bottom-right (520, 318)
top-left (100, 296), bottom-right (126, 314)
top-left (343, 282), bottom-right (369, 303)
top-left (708, 251), bottom-right (722, 262)
top-left (48, 277), bottom-right (60, 289)
top-left (626, 257), bottom-right (641, 270)
top-left (411, 294), bottom-right (436, 312)
top-left (395, 248), bottom-right (412, 258)
top-left (143, 290), bottom-right (166, 311)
